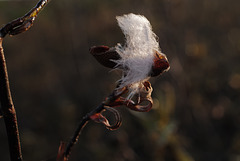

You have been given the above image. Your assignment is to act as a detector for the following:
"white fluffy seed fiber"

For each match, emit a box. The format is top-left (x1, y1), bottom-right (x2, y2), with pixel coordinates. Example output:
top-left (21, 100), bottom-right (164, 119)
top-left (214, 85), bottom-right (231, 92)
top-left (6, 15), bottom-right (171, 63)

top-left (115, 13), bottom-right (161, 98)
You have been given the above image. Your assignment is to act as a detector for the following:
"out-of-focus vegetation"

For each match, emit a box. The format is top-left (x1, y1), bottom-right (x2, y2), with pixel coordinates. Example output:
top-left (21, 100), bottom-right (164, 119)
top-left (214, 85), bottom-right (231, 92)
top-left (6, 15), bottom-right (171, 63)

top-left (0, 0), bottom-right (240, 161)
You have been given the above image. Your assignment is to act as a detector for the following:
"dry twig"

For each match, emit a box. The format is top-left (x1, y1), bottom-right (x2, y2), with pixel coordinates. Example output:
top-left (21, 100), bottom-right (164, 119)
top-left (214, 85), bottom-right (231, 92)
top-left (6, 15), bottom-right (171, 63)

top-left (0, 0), bottom-right (50, 160)
top-left (62, 88), bottom-right (126, 161)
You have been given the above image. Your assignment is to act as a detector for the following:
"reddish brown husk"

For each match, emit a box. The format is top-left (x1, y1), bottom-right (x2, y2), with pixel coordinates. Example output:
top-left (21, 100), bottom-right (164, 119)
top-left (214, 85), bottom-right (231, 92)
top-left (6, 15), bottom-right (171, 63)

top-left (90, 46), bottom-right (120, 68)
top-left (90, 46), bottom-right (169, 77)
top-left (150, 51), bottom-right (170, 77)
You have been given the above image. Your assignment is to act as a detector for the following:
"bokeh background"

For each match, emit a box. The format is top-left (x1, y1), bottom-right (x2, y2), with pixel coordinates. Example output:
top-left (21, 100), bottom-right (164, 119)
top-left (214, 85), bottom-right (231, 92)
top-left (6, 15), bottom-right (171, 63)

top-left (1, 0), bottom-right (240, 161)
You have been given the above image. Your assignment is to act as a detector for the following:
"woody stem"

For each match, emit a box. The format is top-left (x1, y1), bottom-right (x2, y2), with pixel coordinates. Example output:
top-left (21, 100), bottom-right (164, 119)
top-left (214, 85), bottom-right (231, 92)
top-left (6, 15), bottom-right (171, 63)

top-left (0, 38), bottom-right (23, 161)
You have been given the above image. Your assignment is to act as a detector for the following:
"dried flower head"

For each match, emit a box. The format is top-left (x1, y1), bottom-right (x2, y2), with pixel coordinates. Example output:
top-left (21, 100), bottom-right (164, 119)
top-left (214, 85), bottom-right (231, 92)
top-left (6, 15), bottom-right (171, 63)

top-left (114, 13), bottom-right (169, 98)
top-left (90, 13), bottom-right (169, 99)
top-left (88, 14), bottom-right (170, 132)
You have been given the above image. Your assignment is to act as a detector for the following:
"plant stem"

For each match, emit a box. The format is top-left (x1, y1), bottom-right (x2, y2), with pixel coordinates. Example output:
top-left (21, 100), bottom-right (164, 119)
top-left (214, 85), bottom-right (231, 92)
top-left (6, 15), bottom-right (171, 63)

top-left (0, 1), bottom-right (50, 160)
top-left (64, 89), bottom-right (123, 160)
top-left (0, 38), bottom-right (23, 161)
top-left (64, 103), bottom-right (105, 160)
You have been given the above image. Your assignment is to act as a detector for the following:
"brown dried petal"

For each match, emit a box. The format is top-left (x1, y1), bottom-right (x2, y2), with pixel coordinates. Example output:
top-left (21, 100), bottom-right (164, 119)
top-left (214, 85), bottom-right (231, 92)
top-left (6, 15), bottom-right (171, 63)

top-left (125, 98), bottom-right (153, 112)
top-left (124, 81), bottom-right (153, 112)
top-left (90, 113), bottom-right (110, 127)
top-left (142, 81), bottom-right (153, 98)
top-left (90, 45), bottom-right (121, 68)
top-left (89, 109), bottom-right (122, 130)
top-left (104, 107), bottom-right (122, 130)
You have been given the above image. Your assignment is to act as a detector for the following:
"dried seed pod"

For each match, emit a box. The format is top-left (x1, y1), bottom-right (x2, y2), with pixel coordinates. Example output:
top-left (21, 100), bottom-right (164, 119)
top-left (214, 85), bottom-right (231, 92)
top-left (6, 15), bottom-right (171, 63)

top-left (150, 51), bottom-right (170, 77)
top-left (90, 45), bottom-right (120, 69)
top-left (9, 20), bottom-right (33, 36)
top-left (90, 46), bottom-right (170, 77)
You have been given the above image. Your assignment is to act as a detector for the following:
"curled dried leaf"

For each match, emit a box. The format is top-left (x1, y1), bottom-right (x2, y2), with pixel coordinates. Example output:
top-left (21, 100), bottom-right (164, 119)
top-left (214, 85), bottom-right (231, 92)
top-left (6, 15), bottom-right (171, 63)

top-left (125, 97), bottom-right (153, 112)
top-left (89, 107), bottom-right (122, 131)
top-left (142, 81), bottom-right (153, 98)
top-left (104, 81), bottom-right (154, 112)
top-left (124, 81), bottom-right (153, 112)
top-left (104, 107), bottom-right (122, 130)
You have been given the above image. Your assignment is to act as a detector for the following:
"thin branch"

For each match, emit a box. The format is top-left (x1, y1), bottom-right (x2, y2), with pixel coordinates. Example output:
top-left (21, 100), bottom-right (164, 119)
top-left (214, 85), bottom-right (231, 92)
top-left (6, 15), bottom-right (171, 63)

top-left (0, 0), bottom-right (50, 160)
top-left (0, 38), bottom-right (22, 161)
top-left (63, 89), bottom-right (125, 161)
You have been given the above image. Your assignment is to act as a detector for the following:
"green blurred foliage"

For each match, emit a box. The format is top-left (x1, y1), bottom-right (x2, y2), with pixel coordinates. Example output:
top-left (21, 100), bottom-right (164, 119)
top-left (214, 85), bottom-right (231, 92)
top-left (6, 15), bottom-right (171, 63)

top-left (1, 0), bottom-right (240, 161)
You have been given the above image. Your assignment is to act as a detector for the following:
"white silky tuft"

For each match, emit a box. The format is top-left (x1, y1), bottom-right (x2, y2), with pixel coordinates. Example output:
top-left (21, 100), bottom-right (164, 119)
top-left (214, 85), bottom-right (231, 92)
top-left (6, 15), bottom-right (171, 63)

top-left (115, 13), bottom-right (161, 98)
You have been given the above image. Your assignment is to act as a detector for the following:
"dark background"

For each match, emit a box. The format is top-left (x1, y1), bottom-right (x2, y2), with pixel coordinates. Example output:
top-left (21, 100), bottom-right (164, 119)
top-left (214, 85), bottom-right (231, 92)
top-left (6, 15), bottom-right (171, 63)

top-left (1, 0), bottom-right (240, 161)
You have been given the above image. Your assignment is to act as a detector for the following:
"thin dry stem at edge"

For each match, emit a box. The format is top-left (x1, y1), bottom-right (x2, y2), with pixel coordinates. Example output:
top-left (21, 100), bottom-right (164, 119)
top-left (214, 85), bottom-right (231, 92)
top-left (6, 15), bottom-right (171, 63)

top-left (0, 38), bottom-right (22, 161)
top-left (0, 0), bottom-right (50, 160)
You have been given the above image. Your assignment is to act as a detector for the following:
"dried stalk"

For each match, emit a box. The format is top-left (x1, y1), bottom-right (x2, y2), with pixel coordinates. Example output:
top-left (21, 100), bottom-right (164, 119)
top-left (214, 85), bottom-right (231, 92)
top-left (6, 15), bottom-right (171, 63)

top-left (0, 0), bottom-right (50, 160)
top-left (63, 89), bottom-right (124, 161)
top-left (0, 38), bottom-right (22, 161)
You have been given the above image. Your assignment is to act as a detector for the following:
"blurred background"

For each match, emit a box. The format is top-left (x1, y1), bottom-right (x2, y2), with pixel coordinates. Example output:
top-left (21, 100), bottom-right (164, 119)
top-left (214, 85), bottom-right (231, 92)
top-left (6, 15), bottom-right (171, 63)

top-left (0, 0), bottom-right (240, 161)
